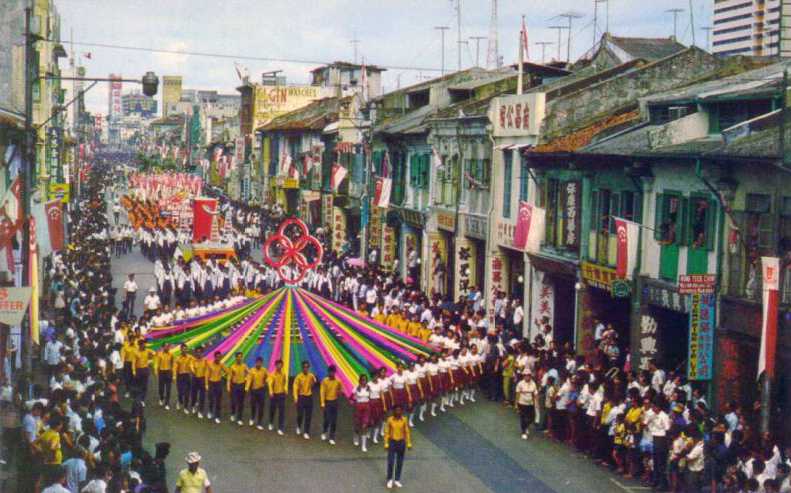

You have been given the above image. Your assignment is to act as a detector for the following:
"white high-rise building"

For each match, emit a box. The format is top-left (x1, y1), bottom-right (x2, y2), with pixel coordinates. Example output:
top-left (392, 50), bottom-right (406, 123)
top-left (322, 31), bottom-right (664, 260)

top-left (712, 0), bottom-right (791, 57)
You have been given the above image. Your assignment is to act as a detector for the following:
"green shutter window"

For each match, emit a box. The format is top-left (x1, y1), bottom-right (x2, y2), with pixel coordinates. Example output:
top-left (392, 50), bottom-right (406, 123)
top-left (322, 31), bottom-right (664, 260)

top-left (503, 151), bottom-right (513, 218)
top-left (591, 190), bottom-right (599, 229)
top-left (609, 193), bottom-right (621, 234)
top-left (654, 194), bottom-right (664, 241)
top-left (483, 158), bottom-right (491, 186)
top-left (678, 196), bottom-right (690, 246)
top-left (705, 199), bottom-right (717, 250)
top-left (420, 153), bottom-right (430, 189)
top-left (409, 154), bottom-right (418, 187)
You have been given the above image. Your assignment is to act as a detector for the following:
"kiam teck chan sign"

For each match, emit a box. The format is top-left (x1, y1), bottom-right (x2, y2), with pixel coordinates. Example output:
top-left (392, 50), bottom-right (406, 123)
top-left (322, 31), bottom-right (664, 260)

top-left (490, 93), bottom-right (546, 137)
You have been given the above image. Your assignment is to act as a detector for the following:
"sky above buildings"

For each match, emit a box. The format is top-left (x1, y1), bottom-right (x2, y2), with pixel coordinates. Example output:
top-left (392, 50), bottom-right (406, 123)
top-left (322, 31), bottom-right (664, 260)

top-left (59, 0), bottom-right (713, 114)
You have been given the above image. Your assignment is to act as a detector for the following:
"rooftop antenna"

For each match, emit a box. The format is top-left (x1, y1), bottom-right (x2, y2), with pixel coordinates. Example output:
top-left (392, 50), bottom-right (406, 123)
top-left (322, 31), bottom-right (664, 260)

top-left (470, 36), bottom-right (487, 66)
top-left (666, 8), bottom-right (684, 40)
top-left (689, 0), bottom-right (696, 46)
top-left (701, 26), bottom-right (713, 52)
top-left (558, 11), bottom-right (584, 63)
top-left (351, 35), bottom-right (360, 64)
top-left (549, 25), bottom-right (569, 62)
top-left (435, 26), bottom-right (450, 75)
top-left (535, 41), bottom-right (554, 64)
top-left (486, 0), bottom-right (500, 68)
top-left (453, 0), bottom-right (463, 71)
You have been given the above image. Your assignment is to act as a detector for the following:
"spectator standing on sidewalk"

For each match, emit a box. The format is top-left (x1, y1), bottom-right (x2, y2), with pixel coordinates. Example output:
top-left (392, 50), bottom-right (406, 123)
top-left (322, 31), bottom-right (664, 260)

top-left (175, 452), bottom-right (212, 493)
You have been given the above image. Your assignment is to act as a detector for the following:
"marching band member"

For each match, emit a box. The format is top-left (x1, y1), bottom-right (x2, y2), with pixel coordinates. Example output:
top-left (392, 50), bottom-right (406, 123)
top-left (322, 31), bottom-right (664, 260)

top-left (246, 356), bottom-right (268, 430)
top-left (319, 365), bottom-right (342, 445)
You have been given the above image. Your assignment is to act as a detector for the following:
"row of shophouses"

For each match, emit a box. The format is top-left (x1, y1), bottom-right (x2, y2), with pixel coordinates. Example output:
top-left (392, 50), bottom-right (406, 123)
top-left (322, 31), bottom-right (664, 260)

top-left (215, 34), bottom-right (791, 424)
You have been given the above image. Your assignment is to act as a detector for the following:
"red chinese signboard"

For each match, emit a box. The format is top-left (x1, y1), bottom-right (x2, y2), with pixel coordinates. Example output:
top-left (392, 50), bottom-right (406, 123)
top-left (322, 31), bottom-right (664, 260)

top-left (678, 274), bottom-right (716, 295)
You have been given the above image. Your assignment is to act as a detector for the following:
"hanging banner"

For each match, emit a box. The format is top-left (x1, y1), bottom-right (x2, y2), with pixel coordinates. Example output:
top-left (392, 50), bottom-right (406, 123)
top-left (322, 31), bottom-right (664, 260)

top-left (758, 256), bottom-right (780, 379)
top-left (688, 293), bottom-right (715, 381)
top-left (563, 181), bottom-right (581, 249)
top-left (0, 287), bottom-right (33, 325)
top-left (45, 200), bottom-right (65, 251)
top-left (368, 204), bottom-right (382, 256)
top-left (192, 198), bottom-right (218, 242)
top-left (529, 268), bottom-right (554, 340)
top-left (614, 216), bottom-right (640, 280)
top-left (331, 206), bottom-right (347, 254)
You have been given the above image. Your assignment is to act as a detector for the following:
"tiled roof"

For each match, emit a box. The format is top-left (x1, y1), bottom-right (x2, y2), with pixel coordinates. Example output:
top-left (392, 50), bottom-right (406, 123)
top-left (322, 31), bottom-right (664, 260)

top-left (531, 110), bottom-right (641, 153)
top-left (259, 96), bottom-right (349, 132)
top-left (606, 35), bottom-right (687, 62)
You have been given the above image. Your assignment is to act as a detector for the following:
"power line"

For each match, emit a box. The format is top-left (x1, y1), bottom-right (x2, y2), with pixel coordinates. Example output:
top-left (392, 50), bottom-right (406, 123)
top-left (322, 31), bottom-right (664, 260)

top-left (66, 40), bottom-right (444, 72)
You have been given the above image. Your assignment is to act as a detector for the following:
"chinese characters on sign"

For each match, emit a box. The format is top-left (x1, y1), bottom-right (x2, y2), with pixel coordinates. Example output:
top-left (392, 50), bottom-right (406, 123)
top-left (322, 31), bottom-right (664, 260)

top-left (491, 93), bottom-right (546, 138)
top-left (498, 102), bottom-right (530, 132)
top-left (642, 280), bottom-right (689, 313)
top-left (688, 293), bottom-right (715, 380)
top-left (0, 287), bottom-right (33, 325)
top-left (331, 206), bottom-right (346, 254)
top-left (564, 181), bottom-right (580, 248)
top-left (581, 261), bottom-right (617, 293)
top-left (464, 214), bottom-right (487, 240)
top-left (678, 274), bottom-right (716, 295)
top-left (638, 314), bottom-right (659, 371)
top-left (322, 193), bottom-right (333, 228)
top-left (382, 226), bottom-right (396, 271)
top-left (489, 254), bottom-right (505, 320)
top-left (529, 269), bottom-right (554, 340)
top-left (368, 204), bottom-right (382, 254)
top-left (495, 219), bottom-right (516, 248)
top-left (436, 211), bottom-right (455, 232)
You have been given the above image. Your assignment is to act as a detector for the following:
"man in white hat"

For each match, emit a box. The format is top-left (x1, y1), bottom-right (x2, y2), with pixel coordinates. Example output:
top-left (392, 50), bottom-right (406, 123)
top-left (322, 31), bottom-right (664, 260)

top-left (175, 452), bottom-right (212, 493)
top-left (144, 287), bottom-right (161, 317)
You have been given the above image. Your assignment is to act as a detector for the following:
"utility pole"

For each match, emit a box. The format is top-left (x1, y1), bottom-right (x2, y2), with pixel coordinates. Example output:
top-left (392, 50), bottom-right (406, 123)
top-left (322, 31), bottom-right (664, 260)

top-left (594, 0), bottom-right (609, 45)
top-left (21, 6), bottom-right (35, 382)
top-left (666, 8), bottom-right (684, 40)
top-left (536, 41), bottom-right (554, 63)
top-left (435, 26), bottom-right (450, 75)
top-left (689, 0), bottom-right (696, 46)
top-left (549, 25), bottom-right (568, 62)
top-left (470, 36), bottom-right (487, 67)
top-left (558, 12), bottom-right (583, 63)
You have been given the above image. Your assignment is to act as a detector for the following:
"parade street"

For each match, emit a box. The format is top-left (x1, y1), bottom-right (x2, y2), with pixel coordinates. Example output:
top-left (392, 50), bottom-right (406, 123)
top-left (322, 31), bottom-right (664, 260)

top-left (109, 243), bottom-right (641, 493)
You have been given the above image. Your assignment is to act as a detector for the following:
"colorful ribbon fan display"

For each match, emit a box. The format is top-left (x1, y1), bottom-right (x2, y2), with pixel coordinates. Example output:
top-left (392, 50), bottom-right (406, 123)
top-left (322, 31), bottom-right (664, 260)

top-left (146, 288), bottom-right (436, 397)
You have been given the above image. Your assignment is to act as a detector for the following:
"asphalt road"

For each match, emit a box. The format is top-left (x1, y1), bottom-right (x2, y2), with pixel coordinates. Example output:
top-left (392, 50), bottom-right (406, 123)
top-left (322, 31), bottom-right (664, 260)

top-left (108, 198), bottom-right (644, 493)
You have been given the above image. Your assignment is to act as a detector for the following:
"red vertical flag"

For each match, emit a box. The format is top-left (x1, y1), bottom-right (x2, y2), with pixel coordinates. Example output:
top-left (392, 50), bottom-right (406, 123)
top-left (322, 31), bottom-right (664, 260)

top-left (614, 217), bottom-right (640, 279)
top-left (45, 199), bottom-right (65, 251)
top-left (192, 198), bottom-right (218, 242)
top-left (759, 256), bottom-right (780, 379)
top-left (513, 201), bottom-right (532, 250)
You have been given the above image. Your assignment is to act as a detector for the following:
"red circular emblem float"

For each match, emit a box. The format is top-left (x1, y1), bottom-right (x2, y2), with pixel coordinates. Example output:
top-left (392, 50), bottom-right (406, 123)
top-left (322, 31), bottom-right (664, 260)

top-left (263, 217), bottom-right (323, 284)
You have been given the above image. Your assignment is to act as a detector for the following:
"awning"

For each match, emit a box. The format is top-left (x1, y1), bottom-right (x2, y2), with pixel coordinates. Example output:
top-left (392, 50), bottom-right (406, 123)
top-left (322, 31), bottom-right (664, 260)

top-left (527, 253), bottom-right (577, 279)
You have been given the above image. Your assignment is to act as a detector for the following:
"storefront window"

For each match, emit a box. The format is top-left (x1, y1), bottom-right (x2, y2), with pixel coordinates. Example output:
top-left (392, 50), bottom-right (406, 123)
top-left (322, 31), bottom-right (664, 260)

top-left (688, 194), bottom-right (717, 250)
top-left (727, 193), bottom-right (772, 301)
top-left (544, 178), bottom-right (561, 247)
top-left (654, 193), bottom-right (684, 245)
top-left (519, 154), bottom-right (529, 202)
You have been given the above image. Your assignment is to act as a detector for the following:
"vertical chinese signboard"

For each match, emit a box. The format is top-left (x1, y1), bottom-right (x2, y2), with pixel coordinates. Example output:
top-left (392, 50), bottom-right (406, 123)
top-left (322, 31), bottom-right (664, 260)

top-left (638, 313), bottom-right (659, 371)
top-left (688, 293), bottom-right (715, 380)
top-left (368, 200), bottom-right (382, 256)
top-left (331, 206), bottom-right (346, 254)
top-left (529, 269), bottom-right (554, 340)
top-left (382, 226), bottom-right (396, 271)
top-left (563, 180), bottom-right (580, 249)
top-left (321, 193), bottom-right (333, 229)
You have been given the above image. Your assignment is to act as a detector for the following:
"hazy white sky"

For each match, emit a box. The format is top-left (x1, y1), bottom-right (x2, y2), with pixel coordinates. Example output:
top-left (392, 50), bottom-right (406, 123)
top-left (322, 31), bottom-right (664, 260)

top-left (58, 0), bottom-right (713, 114)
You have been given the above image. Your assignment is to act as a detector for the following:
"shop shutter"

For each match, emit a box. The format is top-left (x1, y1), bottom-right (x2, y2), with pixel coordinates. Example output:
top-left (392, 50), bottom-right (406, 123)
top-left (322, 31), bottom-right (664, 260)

top-left (654, 193), bottom-right (664, 241)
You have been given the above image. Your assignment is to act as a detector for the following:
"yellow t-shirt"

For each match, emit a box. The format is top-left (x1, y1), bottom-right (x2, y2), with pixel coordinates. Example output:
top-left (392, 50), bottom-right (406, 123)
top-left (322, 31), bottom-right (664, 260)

top-left (36, 429), bottom-right (62, 464)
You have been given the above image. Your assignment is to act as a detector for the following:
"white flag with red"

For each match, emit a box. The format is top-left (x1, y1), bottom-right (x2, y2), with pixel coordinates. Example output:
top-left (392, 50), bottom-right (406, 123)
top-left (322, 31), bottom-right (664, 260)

top-left (374, 177), bottom-right (392, 208)
top-left (331, 163), bottom-right (348, 191)
top-left (512, 201), bottom-right (544, 253)
top-left (759, 256), bottom-right (780, 379)
top-left (614, 217), bottom-right (640, 279)
top-left (520, 17), bottom-right (529, 62)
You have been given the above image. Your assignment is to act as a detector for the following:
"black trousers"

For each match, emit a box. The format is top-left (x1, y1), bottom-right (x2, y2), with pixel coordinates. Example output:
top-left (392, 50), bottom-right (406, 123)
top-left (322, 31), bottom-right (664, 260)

top-left (158, 371), bottom-right (172, 404)
top-left (518, 404), bottom-right (535, 434)
top-left (296, 395), bottom-right (313, 433)
top-left (135, 368), bottom-right (150, 402)
top-left (190, 376), bottom-right (206, 412)
top-left (322, 400), bottom-right (339, 439)
top-left (269, 393), bottom-right (286, 430)
top-left (250, 389), bottom-right (266, 424)
top-left (208, 382), bottom-right (223, 418)
top-left (230, 383), bottom-right (245, 421)
top-left (177, 373), bottom-right (191, 407)
top-left (387, 440), bottom-right (406, 481)
top-left (652, 435), bottom-right (669, 489)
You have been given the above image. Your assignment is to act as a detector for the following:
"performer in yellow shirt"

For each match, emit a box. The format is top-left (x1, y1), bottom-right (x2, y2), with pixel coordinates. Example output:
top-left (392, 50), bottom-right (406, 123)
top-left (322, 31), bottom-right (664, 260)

top-left (132, 339), bottom-right (155, 404)
top-left (190, 349), bottom-right (208, 418)
top-left (268, 359), bottom-right (288, 434)
top-left (174, 344), bottom-right (194, 413)
top-left (319, 365), bottom-right (342, 445)
top-left (385, 310), bottom-right (400, 330)
top-left (407, 317), bottom-right (422, 338)
top-left (205, 351), bottom-right (226, 424)
top-left (384, 404), bottom-right (412, 489)
top-left (292, 361), bottom-right (317, 439)
top-left (245, 357), bottom-right (268, 430)
top-left (155, 344), bottom-right (175, 410)
top-left (227, 352), bottom-right (248, 426)
top-left (121, 337), bottom-right (137, 398)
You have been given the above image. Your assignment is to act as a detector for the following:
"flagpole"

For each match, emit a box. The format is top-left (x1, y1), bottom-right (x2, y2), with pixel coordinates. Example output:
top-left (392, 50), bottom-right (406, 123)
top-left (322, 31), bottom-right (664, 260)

top-left (517, 15), bottom-right (525, 95)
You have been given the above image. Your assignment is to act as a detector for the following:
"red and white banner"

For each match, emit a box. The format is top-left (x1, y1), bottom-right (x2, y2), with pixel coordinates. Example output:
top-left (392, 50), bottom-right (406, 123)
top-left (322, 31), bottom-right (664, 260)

top-left (1, 177), bottom-right (22, 229)
top-left (45, 200), bottom-right (65, 251)
top-left (374, 177), bottom-right (392, 208)
top-left (0, 215), bottom-right (16, 274)
top-left (331, 163), bottom-right (348, 191)
top-left (512, 201), bottom-right (544, 253)
top-left (614, 217), bottom-right (640, 279)
top-left (192, 198), bottom-right (218, 242)
top-left (759, 256), bottom-right (780, 379)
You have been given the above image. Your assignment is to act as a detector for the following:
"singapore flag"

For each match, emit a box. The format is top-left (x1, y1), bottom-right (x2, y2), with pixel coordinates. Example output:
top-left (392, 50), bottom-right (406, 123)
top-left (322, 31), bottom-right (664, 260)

top-left (513, 201), bottom-right (544, 253)
top-left (614, 217), bottom-right (639, 279)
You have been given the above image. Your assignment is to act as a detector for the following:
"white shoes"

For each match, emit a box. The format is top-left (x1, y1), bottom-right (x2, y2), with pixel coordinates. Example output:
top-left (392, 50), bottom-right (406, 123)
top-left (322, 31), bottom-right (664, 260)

top-left (214, 418), bottom-right (220, 424)
top-left (164, 405), bottom-right (170, 411)
top-left (238, 420), bottom-right (244, 426)
top-left (277, 430), bottom-right (284, 436)
top-left (303, 433), bottom-right (310, 440)
top-left (353, 436), bottom-right (359, 446)
top-left (175, 403), bottom-right (181, 410)
top-left (183, 408), bottom-right (189, 415)
top-left (321, 433), bottom-right (327, 441)
top-left (329, 439), bottom-right (336, 445)
top-left (296, 427), bottom-right (301, 435)
top-left (268, 424), bottom-right (273, 431)
top-left (387, 480), bottom-right (393, 489)
top-left (159, 400), bottom-right (164, 407)
top-left (249, 419), bottom-right (254, 427)
top-left (256, 425), bottom-right (264, 430)
top-left (207, 413), bottom-right (213, 420)
top-left (521, 433), bottom-right (528, 440)
top-left (362, 443), bottom-right (367, 453)
top-left (394, 481), bottom-right (403, 488)
top-left (197, 412), bottom-right (203, 419)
